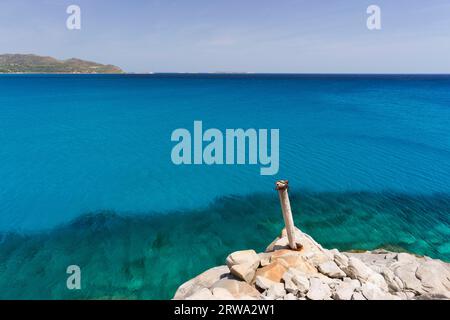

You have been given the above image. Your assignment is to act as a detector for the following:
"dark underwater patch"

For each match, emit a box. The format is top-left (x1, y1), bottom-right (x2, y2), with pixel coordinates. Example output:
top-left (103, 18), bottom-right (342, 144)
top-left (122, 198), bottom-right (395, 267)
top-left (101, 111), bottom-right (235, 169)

top-left (0, 190), bottom-right (449, 299)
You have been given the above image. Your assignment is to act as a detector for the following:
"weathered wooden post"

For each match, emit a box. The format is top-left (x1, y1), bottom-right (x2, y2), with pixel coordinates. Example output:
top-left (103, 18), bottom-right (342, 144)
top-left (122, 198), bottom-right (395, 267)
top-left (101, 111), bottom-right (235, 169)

top-left (275, 180), bottom-right (297, 250)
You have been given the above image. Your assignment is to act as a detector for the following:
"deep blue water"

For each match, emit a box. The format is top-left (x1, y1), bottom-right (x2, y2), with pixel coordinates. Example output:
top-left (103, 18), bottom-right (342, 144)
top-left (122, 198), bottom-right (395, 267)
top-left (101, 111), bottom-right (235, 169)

top-left (1, 74), bottom-right (449, 231)
top-left (0, 74), bottom-right (449, 299)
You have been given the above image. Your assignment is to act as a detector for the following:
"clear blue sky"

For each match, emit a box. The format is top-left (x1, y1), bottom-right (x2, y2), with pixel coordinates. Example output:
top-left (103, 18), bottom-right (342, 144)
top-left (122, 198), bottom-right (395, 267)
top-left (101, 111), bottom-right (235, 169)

top-left (1, 0), bottom-right (450, 73)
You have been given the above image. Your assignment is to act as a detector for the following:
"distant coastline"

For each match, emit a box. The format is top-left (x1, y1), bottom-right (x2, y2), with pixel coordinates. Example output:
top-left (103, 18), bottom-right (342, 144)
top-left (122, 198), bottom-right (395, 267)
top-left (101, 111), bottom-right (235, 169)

top-left (0, 54), bottom-right (124, 74)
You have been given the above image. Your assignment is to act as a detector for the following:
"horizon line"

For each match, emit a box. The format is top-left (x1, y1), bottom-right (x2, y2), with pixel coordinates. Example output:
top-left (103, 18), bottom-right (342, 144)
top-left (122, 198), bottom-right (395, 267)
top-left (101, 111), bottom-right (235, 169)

top-left (2, 72), bottom-right (450, 76)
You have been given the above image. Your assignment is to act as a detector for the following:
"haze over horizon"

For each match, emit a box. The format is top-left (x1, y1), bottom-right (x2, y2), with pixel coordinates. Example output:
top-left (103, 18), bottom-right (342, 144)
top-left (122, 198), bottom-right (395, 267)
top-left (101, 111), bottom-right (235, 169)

top-left (1, 0), bottom-right (450, 73)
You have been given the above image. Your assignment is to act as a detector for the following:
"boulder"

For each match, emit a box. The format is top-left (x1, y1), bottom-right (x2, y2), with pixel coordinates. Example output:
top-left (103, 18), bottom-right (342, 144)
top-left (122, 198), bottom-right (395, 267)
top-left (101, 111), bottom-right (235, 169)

top-left (271, 249), bottom-right (317, 271)
top-left (230, 262), bottom-right (257, 283)
top-left (334, 252), bottom-right (349, 269)
top-left (266, 237), bottom-right (290, 252)
top-left (175, 227), bottom-right (450, 301)
top-left (344, 277), bottom-right (361, 287)
top-left (282, 268), bottom-right (310, 295)
top-left (268, 228), bottom-right (331, 267)
top-left (306, 278), bottom-right (331, 300)
top-left (332, 278), bottom-right (360, 300)
top-left (255, 276), bottom-right (278, 291)
top-left (255, 261), bottom-right (288, 283)
top-left (186, 288), bottom-right (214, 300)
top-left (366, 272), bottom-right (389, 292)
top-left (345, 257), bottom-right (373, 281)
top-left (361, 282), bottom-right (397, 300)
top-left (283, 276), bottom-right (299, 295)
top-left (270, 249), bottom-right (297, 260)
top-left (392, 262), bottom-right (422, 294)
top-left (173, 266), bottom-right (229, 299)
top-left (351, 292), bottom-right (366, 300)
top-left (226, 250), bottom-right (260, 283)
top-left (284, 293), bottom-right (298, 300)
top-left (212, 287), bottom-right (236, 300)
top-left (226, 250), bottom-right (260, 269)
top-left (415, 260), bottom-right (450, 297)
top-left (211, 278), bottom-right (260, 299)
top-left (381, 267), bottom-right (404, 292)
top-left (395, 291), bottom-right (416, 299)
top-left (258, 252), bottom-right (272, 267)
top-left (272, 253), bottom-right (317, 274)
top-left (318, 261), bottom-right (346, 278)
top-left (264, 283), bottom-right (286, 300)
top-left (332, 286), bottom-right (354, 300)
top-left (238, 295), bottom-right (258, 300)
top-left (344, 257), bottom-right (388, 290)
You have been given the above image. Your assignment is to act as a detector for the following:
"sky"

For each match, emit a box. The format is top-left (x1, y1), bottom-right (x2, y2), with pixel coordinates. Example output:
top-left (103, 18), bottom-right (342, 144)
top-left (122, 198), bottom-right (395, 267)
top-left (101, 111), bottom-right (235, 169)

top-left (0, 0), bottom-right (450, 73)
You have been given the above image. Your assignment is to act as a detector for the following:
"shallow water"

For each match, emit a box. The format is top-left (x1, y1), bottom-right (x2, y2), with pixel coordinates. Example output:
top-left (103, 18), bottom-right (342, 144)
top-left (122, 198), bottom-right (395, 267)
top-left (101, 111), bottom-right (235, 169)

top-left (0, 191), bottom-right (449, 299)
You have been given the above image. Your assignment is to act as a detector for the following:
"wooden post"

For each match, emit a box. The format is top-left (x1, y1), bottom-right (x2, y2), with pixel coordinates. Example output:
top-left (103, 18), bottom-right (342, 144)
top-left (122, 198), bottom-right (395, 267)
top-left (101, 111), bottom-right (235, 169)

top-left (275, 180), bottom-right (297, 250)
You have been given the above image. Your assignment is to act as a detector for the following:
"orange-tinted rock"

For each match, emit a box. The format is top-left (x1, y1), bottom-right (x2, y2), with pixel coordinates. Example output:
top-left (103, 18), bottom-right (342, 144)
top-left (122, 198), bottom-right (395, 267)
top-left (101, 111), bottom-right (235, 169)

top-left (211, 278), bottom-right (260, 299)
top-left (255, 261), bottom-right (288, 283)
top-left (270, 249), bottom-right (297, 259)
top-left (270, 250), bottom-right (318, 274)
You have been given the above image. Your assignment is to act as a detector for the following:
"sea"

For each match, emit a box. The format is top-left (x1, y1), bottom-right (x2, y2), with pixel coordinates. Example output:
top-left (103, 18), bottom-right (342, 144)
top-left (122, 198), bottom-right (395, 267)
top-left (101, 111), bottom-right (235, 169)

top-left (0, 74), bottom-right (449, 299)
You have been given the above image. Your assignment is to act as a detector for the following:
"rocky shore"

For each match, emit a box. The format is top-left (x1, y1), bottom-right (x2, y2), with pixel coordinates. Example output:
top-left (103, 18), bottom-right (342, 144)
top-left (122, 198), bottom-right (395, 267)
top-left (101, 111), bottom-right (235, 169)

top-left (174, 227), bottom-right (450, 300)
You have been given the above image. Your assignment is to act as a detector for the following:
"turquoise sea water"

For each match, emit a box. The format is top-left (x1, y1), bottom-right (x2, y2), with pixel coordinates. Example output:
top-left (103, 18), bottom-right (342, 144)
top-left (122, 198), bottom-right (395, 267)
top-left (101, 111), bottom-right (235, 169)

top-left (0, 74), bottom-right (449, 299)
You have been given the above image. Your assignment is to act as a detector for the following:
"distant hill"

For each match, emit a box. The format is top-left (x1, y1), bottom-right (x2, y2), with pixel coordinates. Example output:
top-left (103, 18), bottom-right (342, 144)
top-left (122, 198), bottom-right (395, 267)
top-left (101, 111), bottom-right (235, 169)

top-left (0, 54), bottom-right (124, 74)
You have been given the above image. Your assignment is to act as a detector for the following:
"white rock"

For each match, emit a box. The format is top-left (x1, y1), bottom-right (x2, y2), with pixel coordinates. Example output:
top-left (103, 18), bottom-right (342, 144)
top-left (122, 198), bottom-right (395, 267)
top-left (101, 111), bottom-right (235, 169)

top-left (366, 272), bottom-right (388, 292)
top-left (238, 295), bottom-right (258, 300)
top-left (265, 283), bottom-right (286, 300)
top-left (211, 278), bottom-right (261, 299)
top-left (395, 291), bottom-right (416, 300)
top-left (226, 250), bottom-right (260, 269)
top-left (226, 250), bottom-right (261, 283)
top-left (415, 260), bottom-right (450, 297)
top-left (393, 262), bottom-right (422, 294)
top-left (352, 292), bottom-right (366, 300)
top-left (361, 282), bottom-right (394, 300)
top-left (343, 277), bottom-right (361, 287)
top-left (328, 249), bottom-right (339, 256)
top-left (258, 252), bottom-right (272, 267)
top-left (381, 267), bottom-right (403, 292)
top-left (255, 275), bottom-right (278, 291)
top-left (284, 293), bottom-right (298, 300)
top-left (186, 288), bottom-right (214, 300)
top-left (173, 266), bottom-right (229, 299)
top-left (332, 279), bottom-right (360, 300)
top-left (212, 287), bottom-right (236, 300)
top-left (266, 237), bottom-right (290, 252)
top-left (333, 287), bottom-right (354, 300)
top-left (396, 252), bottom-right (416, 263)
top-left (314, 273), bottom-right (342, 286)
top-left (318, 261), bottom-right (346, 278)
top-left (306, 278), bottom-right (331, 300)
top-left (283, 276), bottom-right (299, 295)
top-left (175, 229), bottom-right (450, 301)
top-left (230, 262), bottom-right (257, 283)
top-left (334, 252), bottom-right (349, 269)
top-left (345, 257), bottom-right (373, 280)
top-left (282, 268), bottom-right (310, 295)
